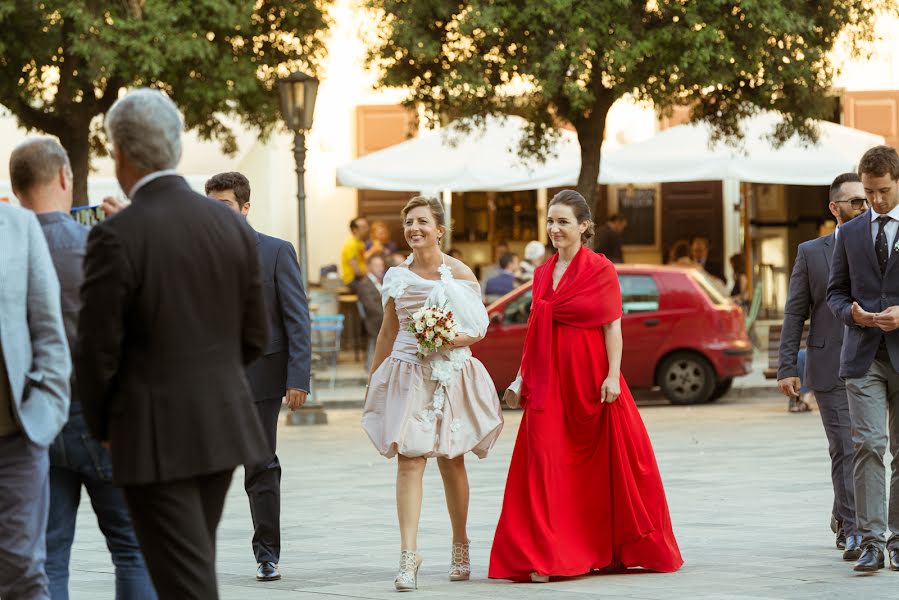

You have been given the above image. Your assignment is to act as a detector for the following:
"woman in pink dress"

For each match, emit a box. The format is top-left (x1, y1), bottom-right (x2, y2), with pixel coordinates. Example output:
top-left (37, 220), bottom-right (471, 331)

top-left (362, 196), bottom-right (503, 592)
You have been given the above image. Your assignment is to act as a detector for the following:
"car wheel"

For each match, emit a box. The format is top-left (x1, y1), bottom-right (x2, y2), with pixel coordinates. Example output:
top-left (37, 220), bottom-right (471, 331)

top-left (657, 352), bottom-right (716, 405)
top-left (708, 377), bottom-right (733, 402)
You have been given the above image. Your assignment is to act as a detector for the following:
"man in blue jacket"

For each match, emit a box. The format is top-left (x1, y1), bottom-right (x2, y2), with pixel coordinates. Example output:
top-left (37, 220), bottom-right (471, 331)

top-left (206, 172), bottom-right (311, 582)
top-left (828, 145), bottom-right (899, 573)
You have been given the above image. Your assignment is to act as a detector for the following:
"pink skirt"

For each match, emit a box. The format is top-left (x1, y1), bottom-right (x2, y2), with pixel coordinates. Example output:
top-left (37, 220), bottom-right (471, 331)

top-left (362, 353), bottom-right (503, 459)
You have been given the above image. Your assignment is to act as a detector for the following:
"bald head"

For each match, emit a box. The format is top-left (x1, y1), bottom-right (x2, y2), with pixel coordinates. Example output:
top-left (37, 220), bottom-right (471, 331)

top-left (10, 137), bottom-right (73, 212)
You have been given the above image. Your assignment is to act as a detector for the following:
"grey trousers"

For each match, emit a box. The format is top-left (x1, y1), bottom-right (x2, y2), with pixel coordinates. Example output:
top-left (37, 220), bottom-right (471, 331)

top-left (846, 352), bottom-right (899, 550)
top-left (816, 385), bottom-right (858, 537)
top-left (0, 431), bottom-right (51, 600)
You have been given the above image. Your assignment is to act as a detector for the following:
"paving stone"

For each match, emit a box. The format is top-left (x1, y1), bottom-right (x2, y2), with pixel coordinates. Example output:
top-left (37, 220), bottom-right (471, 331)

top-left (66, 391), bottom-right (899, 598)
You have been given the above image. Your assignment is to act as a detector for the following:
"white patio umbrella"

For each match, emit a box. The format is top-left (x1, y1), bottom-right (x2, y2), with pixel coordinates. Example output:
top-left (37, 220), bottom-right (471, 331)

top-left (336, 115), bottom-right (583, 194)
top-left (596, 111), bottom-right (885, 185)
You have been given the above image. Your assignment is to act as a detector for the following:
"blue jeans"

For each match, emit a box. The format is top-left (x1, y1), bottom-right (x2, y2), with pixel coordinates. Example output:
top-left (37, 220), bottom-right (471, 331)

top-left (46, 413), bottom-right (156, 600)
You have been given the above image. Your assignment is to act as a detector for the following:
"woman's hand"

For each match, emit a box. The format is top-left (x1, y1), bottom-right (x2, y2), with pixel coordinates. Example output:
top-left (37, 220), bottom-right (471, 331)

top-left (601, 376), bottom-right (621, 403)
top-left (503, 388), bottom-right (521, 409)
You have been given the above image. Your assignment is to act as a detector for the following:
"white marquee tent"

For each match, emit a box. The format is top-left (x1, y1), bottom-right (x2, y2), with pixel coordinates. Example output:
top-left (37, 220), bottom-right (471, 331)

top-left (336, 115), bottom-right (583, 195)
top-left (337, 111), bottom-right (885, 191)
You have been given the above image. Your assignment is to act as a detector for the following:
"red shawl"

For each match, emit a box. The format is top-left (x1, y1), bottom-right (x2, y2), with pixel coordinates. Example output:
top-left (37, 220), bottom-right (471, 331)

top-left (520, 247), bottom-right (622, 411)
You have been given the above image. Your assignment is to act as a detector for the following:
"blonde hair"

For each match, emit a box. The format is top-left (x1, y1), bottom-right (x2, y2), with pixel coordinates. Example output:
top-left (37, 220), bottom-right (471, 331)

top-left (401, 196), bottom-right (447, 228)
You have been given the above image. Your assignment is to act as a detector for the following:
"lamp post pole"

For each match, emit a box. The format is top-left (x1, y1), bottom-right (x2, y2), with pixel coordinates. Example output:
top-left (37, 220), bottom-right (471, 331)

top-left (293, 130), bottom-right (309, 290)
top-left (278, 70), bottom-right (326, 426)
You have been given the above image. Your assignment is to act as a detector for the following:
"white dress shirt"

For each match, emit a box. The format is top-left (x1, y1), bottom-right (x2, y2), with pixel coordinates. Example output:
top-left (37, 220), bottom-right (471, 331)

top-left (870, 204), bottom-right (899, 258)
top-left (127, 169), bottom-right (179, 199)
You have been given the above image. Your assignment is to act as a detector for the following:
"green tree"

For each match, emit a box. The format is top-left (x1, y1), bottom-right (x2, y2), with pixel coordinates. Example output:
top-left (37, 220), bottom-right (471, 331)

top-left (0, 0), bottom-right (330, 203)
top-left (366, 0), bottom-right (894, 208)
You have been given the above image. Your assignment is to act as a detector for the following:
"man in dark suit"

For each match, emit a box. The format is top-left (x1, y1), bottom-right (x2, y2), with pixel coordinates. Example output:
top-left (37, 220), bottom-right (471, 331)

top-left (778, 172), bottom-right (867, 560)
top-left (205, 171), bottom-right (311, 582)
top-left (357, 253), bottom-right (386, 370)
top-left (594, 214), bottom-right (627, 263)
top-left (828, 145), bottom-right (899, 573)
top-left (76, 89), bottom-right (269, 599)
top-left (691, 235), bottom-right (726, 283)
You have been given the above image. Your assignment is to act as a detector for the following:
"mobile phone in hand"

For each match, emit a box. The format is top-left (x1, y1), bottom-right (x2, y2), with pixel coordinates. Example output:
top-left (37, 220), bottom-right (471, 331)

top-left (70, 205), bottom-right (106, 227)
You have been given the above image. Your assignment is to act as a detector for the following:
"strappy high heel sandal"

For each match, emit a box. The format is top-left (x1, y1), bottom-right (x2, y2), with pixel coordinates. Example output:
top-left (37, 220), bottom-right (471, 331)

top-left (449, 540), bottom-right (470, 581)
top-left (395, 550), bottom-right (423, 592)
top-left (530, 572), bottom-right (550, 583)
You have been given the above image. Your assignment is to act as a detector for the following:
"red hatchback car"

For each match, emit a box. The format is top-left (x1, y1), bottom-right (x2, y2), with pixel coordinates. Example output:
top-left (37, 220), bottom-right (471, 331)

top-left (471, 265), bottom-right (753, 405)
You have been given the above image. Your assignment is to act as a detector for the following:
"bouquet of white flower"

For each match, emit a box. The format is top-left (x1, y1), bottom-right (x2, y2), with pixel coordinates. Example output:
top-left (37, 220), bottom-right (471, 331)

top-left (409, 305), bottom-right (458, 358)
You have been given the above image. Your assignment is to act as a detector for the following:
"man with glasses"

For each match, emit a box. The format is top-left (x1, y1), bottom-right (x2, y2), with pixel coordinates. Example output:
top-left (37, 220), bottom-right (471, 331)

top-left (779, 172), bottom-right (867, 560)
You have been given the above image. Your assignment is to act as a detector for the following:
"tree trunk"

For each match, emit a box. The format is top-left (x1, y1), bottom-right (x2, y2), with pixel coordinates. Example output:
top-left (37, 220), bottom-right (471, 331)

top-left (57, 122), bottom-right (93, 206)
top-left (572, 91), bottom-right (615, 250)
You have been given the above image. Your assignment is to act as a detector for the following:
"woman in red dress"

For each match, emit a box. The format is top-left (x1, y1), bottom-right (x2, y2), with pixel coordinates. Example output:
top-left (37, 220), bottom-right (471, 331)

top-left (489, 190), bottom-right (683, 582)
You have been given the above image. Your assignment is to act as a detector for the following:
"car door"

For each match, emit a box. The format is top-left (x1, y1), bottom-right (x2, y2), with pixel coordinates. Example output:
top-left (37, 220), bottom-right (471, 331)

top-left (618, 273), bottom-right (670, 387)
top-left (471, 287), bottom-right (533, 389)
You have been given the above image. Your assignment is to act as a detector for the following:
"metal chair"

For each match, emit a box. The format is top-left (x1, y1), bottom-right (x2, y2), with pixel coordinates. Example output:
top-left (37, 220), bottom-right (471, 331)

top-left (311, 314), bottom-right (344, 390)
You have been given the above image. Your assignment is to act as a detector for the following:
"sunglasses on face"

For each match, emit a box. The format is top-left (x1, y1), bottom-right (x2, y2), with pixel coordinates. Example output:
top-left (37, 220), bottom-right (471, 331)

top-left (834, 197), bottom-right (868, 210)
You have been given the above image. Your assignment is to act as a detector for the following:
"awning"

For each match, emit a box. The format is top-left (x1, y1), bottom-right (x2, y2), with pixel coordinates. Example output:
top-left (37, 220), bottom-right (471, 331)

top-left (336, 111), bottom-right (885, 192)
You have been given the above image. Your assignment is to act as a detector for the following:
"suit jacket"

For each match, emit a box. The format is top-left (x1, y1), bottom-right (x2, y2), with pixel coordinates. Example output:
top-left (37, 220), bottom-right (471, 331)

top-left (356, 274), bottom-right (384, 338)
top-left (245, 231), bottom-right (311, 401)
top-left (778, 234), bottom-right (843, 391)
top-left (594, 225), bottom-right (623, 263)
top-left (76, 175), bottom-right (269, 485)
top-left (827, 210), bottom-right (899, 379)
top-left (0, 203), bottom-right (71, 446)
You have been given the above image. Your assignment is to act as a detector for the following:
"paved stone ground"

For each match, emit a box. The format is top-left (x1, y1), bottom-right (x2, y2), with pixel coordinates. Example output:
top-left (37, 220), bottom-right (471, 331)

top-left (66, 389), bottom-right (898, 599)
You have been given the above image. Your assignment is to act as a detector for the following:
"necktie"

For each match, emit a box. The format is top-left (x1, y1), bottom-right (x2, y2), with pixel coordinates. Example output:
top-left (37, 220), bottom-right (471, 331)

top-left (876, 215), bottom-right (891, 275)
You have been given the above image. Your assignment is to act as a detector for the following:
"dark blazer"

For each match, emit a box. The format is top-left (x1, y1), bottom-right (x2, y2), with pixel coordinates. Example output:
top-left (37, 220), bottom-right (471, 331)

top-left (594, 225), bottom-right (623, 263)
top-left (778, 234), bottom-right (843, 391)
top-left (356, 275), bottom-right (384, 339)
top-left (76, 175), bottom-right (269, 485)
top-left (245, 231), bottom-right (311, 400)
top-left (827, 210), bottom-right (899, 379)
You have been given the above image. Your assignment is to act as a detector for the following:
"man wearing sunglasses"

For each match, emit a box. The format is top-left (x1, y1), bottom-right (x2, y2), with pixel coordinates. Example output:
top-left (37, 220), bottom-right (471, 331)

top-left (779, 172), bottom-right (867, 561)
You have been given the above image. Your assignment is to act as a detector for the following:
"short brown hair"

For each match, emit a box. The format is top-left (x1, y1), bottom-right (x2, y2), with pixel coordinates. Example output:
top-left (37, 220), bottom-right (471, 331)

top-left (548, 189), bottom-right (594, 243)
top-left (401, 196), bottom-right (448, 230)
top-left (205, 171), bottom-right (251, 207)
top-left (9, 137), bottom-right (71, 193)
top-left (858, 145), bottom-right (899, 180)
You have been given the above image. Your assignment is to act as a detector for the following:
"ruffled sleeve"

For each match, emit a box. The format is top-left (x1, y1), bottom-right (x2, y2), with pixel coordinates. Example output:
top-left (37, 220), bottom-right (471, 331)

top-left (443, 279), bottom-right (489, 337)
top-left (380, 267), bottom-right (409, 307)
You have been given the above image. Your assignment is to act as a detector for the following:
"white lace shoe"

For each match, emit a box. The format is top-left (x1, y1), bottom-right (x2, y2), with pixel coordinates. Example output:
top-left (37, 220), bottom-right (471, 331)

top-left (395, 550), bottom-right (423, 592)
top-left (449, 540), bottom-right (470, 581)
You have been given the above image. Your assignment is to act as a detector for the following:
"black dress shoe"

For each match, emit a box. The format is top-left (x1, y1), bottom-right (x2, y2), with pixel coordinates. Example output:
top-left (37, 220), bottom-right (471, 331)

top-left (836, 527), bottom-right (847, 550)
top-left (854, 545), bottom-right (884, 572)
top-left (889, 548), bottom-right (899, 571)
top-left (256, 562), bottom-right (281, 581)
top-left (843, 535), bottom-right (863, 561)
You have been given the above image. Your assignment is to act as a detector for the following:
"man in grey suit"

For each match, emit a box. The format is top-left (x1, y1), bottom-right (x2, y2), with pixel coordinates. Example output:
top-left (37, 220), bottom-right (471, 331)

top-left (828, 145), bottom-right (899, 572)
top-left (0, 200), bottom-right (71, 598)
top-left (778, 173), bottom-right (867, 561)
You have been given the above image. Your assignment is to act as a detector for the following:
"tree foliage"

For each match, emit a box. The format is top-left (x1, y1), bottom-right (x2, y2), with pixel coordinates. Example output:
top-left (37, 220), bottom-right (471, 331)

top-left (0, 0), bottom-right (331, 202)
top-left (367, 0), bottom-right (895, 207)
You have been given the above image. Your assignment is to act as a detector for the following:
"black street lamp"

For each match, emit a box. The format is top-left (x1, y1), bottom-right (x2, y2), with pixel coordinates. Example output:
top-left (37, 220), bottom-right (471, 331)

top-left (278, 70), bottom-right (327, 426)
top-left (277, 70), bottom-right (319, 291)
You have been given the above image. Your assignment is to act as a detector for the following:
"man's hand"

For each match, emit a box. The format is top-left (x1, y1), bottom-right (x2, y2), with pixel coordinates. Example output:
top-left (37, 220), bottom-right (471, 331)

top-left (100, 196), bottom-right (128, 217)
top-left (851, 301), bottom-right (877, 327)
top-left (874, 306), bottom-right (899, 332)
top-left (285, 388), bottom-right (307, 411)
top-left (503, 388), bottom-right (520, 409)
top-left (777, 377), bottom-right (801, 398)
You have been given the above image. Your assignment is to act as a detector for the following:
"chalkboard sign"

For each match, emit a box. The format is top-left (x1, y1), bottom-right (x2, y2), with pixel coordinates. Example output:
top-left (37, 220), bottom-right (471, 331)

top-left (617, 188), bottom-right (656, 246)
